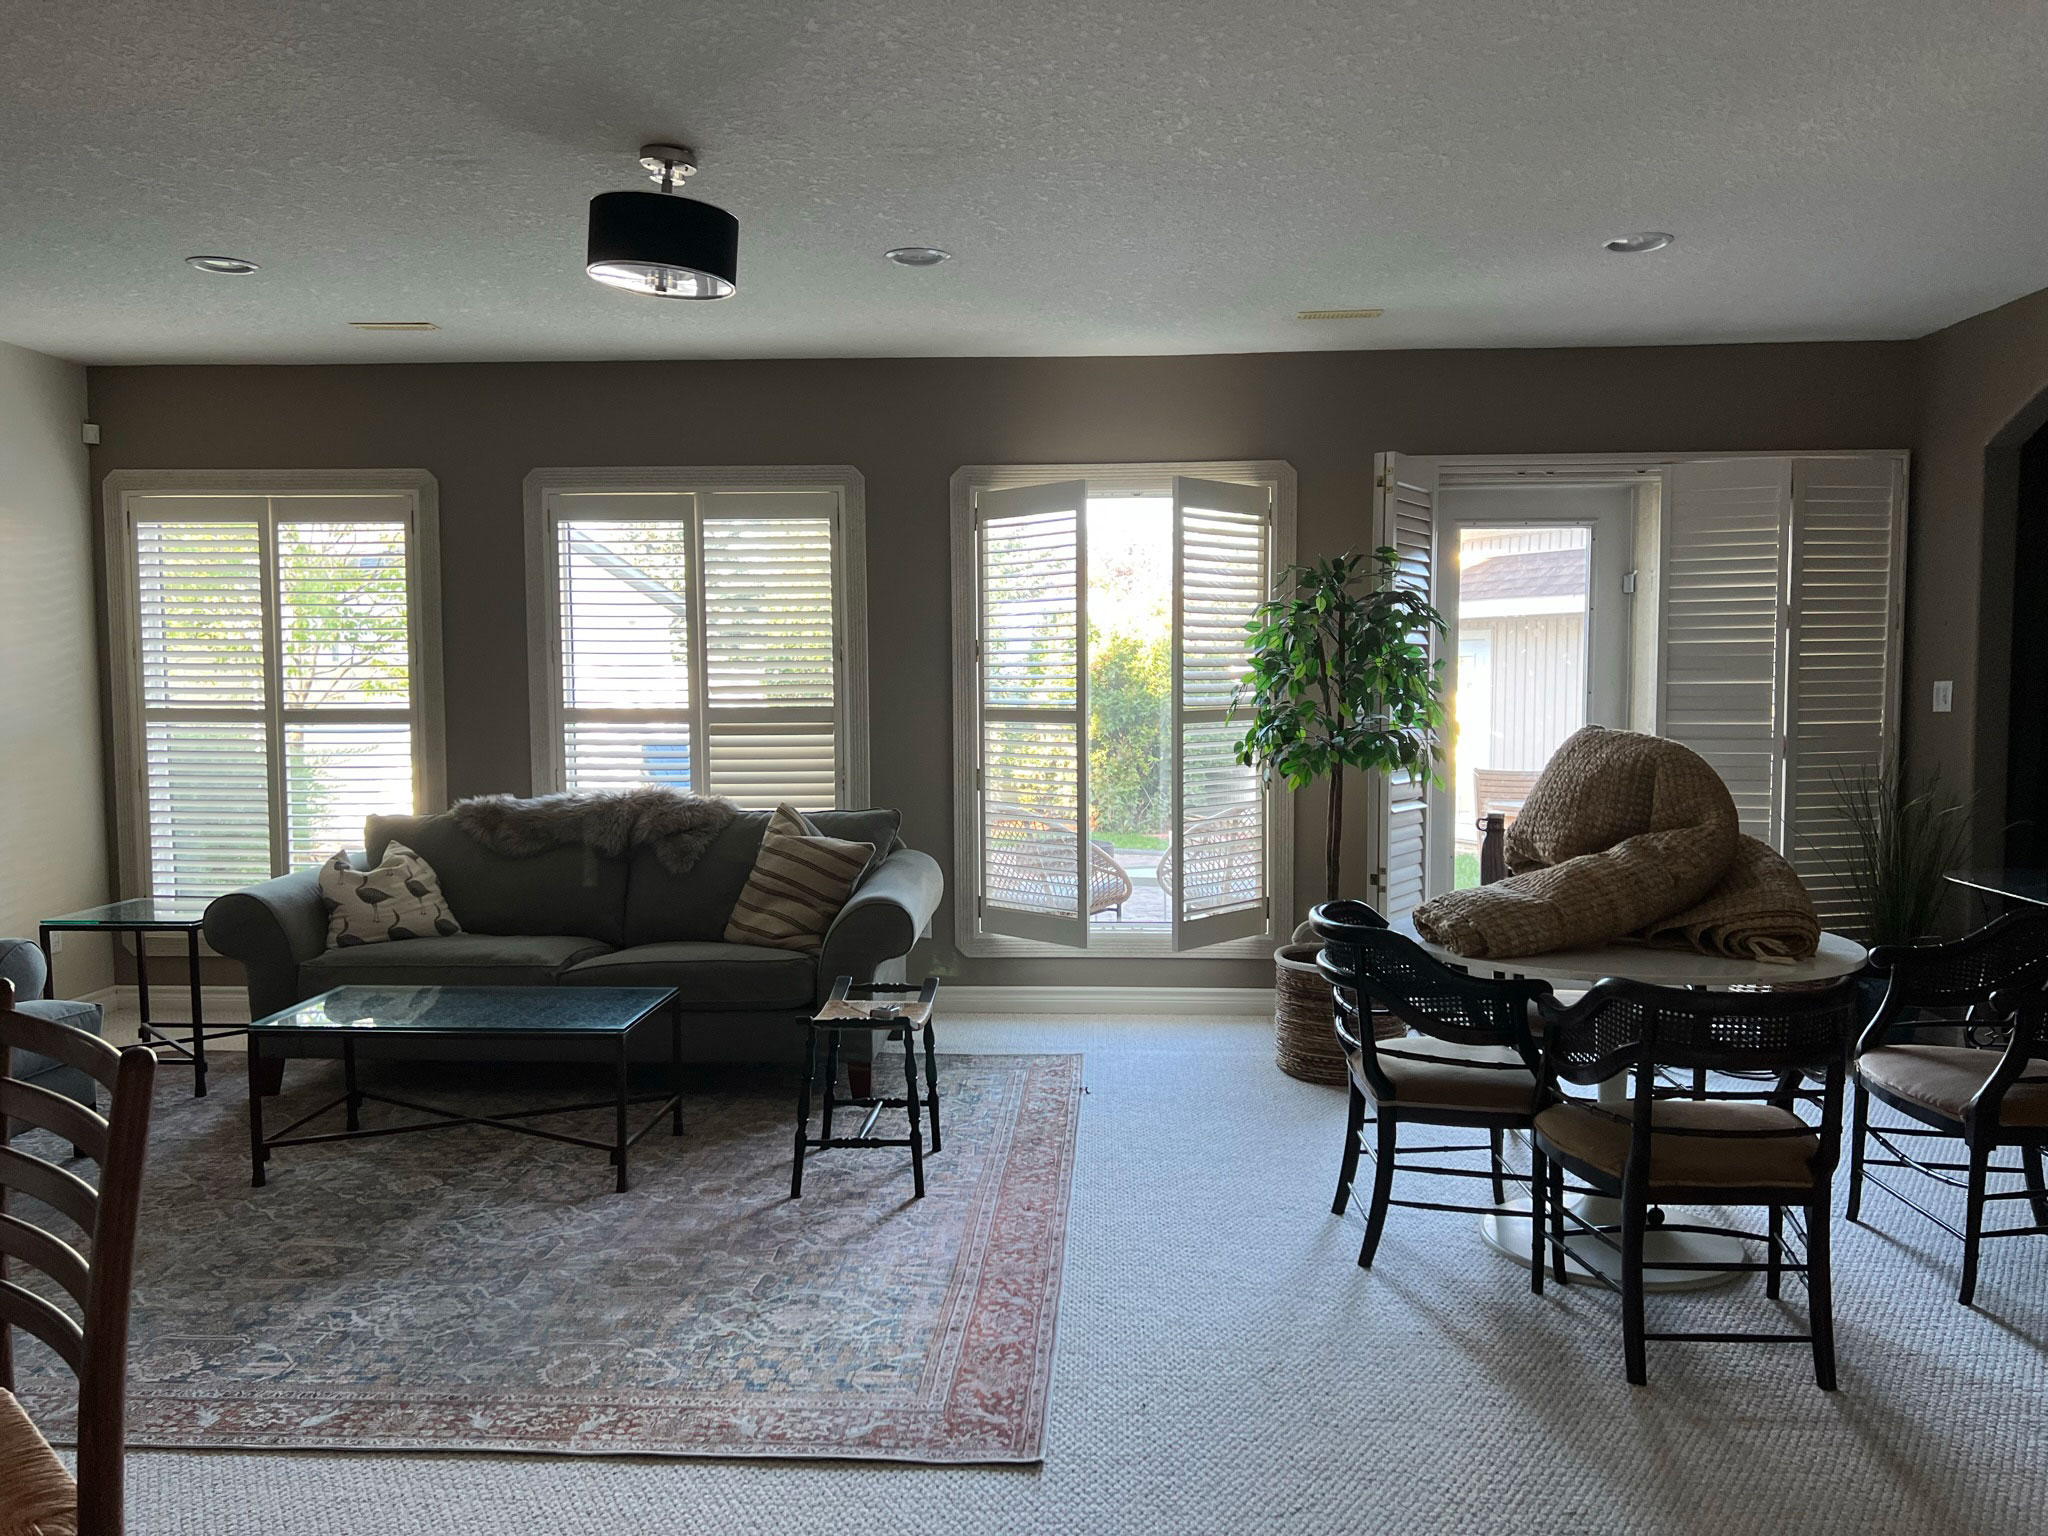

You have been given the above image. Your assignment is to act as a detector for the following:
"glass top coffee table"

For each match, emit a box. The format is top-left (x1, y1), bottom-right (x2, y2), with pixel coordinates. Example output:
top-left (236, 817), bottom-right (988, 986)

top-left (41, 897), bottom-right (229, 1097)
top-left (245, 985), bottom-right (681, 1193)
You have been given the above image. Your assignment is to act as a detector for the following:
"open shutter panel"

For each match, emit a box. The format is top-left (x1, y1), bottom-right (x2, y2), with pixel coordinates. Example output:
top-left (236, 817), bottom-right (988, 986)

top-left (977, 480), bottom-right (1090, 947)
top-left (702, 493), bottom-right (840, 809)
top-left (1368, 453), bottom-right (1437, 922)
top-left (1660, 458), bottom-right (1791, 842)
top-left (1782, 456), bottom-right (1904, 924)
top-left (1171, 476), bottom-right (1270, 950)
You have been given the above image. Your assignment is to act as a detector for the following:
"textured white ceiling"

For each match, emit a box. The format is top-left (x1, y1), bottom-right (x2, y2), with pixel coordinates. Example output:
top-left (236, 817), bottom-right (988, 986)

top-left (4, 0), bottom-right (2046, 364)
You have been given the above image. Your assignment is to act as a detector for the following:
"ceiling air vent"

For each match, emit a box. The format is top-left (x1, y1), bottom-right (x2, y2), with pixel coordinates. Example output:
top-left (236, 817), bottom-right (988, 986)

top-left (1295, 308), bottom-right (1383, 321)
top-left (347, 321), bottom-right (440, 332)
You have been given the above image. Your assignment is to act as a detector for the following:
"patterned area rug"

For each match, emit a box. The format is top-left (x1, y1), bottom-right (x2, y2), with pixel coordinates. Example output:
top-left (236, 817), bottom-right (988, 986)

top-left (17, 1052), bottom-right (1078, 1462)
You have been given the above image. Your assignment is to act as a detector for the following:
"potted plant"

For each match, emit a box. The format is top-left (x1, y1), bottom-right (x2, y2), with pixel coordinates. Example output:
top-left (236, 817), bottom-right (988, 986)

top-left (1234, 548), bottom-right (1448, 1082)
top-left (1819, 763), bottom-right (1972, 1024)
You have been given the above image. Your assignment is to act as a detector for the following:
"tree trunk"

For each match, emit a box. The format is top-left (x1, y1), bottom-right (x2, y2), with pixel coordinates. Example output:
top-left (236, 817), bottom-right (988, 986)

top-left (1326, 769), bottom-right (1344, 904)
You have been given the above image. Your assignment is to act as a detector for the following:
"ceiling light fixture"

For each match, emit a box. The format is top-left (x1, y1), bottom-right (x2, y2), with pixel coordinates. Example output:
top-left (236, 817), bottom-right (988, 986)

top-left (586, 144), bottom-right (738, 300)
top-left (1296, 307), bottom-right (1383, 320)
top-left (1604, 231), bottom-right (1674, 254)
top-left (347, 321), bottom-right (439, 332)
top-left (885, 246), bottom-right (952, 267)
top-left (185, 255), bottom-right (260, 275)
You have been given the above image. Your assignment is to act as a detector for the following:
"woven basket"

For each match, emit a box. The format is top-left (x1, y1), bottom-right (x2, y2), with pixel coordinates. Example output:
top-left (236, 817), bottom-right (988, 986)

top-left (1273, 942), bottom-right (1402, 1085)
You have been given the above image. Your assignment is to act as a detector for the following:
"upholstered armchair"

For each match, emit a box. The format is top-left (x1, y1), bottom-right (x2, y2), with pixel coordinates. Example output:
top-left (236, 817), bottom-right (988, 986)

top-left (0, 937), bottom-right (105, 1137)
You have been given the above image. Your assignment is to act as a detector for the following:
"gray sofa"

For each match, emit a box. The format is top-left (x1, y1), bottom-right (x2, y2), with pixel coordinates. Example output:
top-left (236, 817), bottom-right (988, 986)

top-left (1, 937), bottom-right (103, 1137)
top-left (203, 806), bottom-right (943, 1073)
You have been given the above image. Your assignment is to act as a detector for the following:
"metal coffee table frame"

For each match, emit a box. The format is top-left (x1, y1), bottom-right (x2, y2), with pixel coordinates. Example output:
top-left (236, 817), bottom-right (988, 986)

top-left (247, 986), bottom-right (683, 1193)
top-left (792, 976), bottom-right (941, 1200)
top-left (41, 899), bottom-right (236, 1097)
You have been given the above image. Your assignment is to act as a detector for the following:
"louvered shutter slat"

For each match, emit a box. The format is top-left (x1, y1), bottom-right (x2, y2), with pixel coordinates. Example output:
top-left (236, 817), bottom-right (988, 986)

top-left (279, 521), bottom-right (412, 707)
top-left (557, 516), bottom-right (694, 790)
top-left (1368, 454), bottom-right (1438, 922)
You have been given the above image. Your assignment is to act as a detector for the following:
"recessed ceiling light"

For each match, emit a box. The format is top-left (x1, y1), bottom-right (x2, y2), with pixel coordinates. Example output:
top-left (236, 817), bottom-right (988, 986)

top-left (885, 246), bottom-right (952, 267)
top-left (185, 255), bottom-right (260, 275)
top-left (1296, 308), bottom-right (1384, 321)
top-left (347, 321), bottom-right (440, 332)
top-left (1604, 231), bottom-right (1674, 254)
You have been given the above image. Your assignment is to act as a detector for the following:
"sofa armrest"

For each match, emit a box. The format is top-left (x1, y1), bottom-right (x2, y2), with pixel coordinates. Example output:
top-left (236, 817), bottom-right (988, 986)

top-left (203, 867), bottom-right (330, 1020)
top-left (0, 937), bottom-right (48, 999)
top-left (816, 849), bottom-right (944, 1003)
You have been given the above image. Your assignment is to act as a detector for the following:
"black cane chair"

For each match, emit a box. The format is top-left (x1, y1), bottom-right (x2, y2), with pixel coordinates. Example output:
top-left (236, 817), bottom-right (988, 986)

top-left (1, 978), bottom-right (158, 1536)
top-left (1848, 970), bottom-right (2048, 1305)
top-left (1531, 976), bottom-right (1859, 1388)
top-left (1859, 907), bottom-right (2048, 1047)
top-left (1311, 903), bottom-right (1554, 1286)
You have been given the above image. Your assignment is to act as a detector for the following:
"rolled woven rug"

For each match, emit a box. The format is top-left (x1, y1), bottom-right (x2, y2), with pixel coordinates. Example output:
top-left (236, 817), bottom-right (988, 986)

top-left (1640, 834), bottom-right (1821, 960)
top-left (1412, 726), bottom-right (1739, 958)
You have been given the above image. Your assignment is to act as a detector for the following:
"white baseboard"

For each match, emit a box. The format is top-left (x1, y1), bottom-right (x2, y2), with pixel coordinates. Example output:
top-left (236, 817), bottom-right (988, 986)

top-left (942, 985), bottom-right (1275, 1017)
top-left (82, 984), bottom-right (251, 1020)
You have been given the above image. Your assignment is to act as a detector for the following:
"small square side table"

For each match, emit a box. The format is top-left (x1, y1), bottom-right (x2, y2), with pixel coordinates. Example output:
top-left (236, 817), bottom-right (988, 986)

top-left (791, 976), bottom-right (941, 1200)
top-left (40, 898), bottom-right (234, 1097)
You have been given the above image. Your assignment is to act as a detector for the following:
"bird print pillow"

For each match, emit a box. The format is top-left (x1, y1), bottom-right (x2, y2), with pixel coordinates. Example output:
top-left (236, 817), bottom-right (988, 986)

top-left (319, 841), bottom-right (462, 947)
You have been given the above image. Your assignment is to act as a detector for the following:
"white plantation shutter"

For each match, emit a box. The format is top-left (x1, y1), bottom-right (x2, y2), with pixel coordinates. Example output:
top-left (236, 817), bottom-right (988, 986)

top-left (549, 489), bottom-right (846, 809)
top-left (1368, 453), bottom-right (1438, 921)
top-left (127, 493), bottom-right (425, 899)
top-left (976, 480), bottom-right (1089, 947)
top-left (702, 494), bottom-right (839, 809)
top-left (1660, 458), bottom-right (1792, 840)
top-left (1172, 476), bottom-right (1271, 949)
top-left (1782, 457), bottom-right (1906, 923)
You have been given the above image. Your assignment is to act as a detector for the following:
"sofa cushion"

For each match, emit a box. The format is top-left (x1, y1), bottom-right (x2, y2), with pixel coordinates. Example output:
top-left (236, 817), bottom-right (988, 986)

top-left (300, 933), bottom-right (613, 991)
top-left (368, 813), bottom-right (628, 946)
top-left (562, 942), bottom-right (816, 1010)
top-left (623, 808), bottom-right (902, 945)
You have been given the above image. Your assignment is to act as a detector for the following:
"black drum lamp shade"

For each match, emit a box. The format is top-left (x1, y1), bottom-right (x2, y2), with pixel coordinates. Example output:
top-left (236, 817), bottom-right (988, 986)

top-left (586, 189), bottom-right (738, 300)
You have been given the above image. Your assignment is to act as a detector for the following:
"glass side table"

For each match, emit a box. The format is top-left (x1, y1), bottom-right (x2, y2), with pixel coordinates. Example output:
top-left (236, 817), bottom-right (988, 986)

top-left (40, 898), bottom-right (237, 1097)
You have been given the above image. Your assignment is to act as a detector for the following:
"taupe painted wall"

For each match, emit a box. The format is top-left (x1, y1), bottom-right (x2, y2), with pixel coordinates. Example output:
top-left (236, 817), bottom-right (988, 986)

top-left (86, 343), bottom-right (1919, 987)
top-left (1911, 287), bottom-right (2048, 856)
top-left (0, 341), bottom-right (112, 992)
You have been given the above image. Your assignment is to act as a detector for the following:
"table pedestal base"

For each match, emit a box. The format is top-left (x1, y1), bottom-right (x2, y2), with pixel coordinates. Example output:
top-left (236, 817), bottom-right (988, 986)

top-left (1480, 1196), bottom-right (1748, 1293)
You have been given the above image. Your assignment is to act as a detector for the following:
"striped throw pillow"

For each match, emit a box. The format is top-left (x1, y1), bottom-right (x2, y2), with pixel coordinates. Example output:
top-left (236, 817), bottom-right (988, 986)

top-left (724, 805), bottom-right (875, 953)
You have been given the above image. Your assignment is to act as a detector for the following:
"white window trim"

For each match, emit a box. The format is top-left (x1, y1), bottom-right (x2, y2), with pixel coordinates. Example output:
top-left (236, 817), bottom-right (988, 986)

top-left (523, 466), bottom-right (870, 806)
top-left (101, 468), bottom-right (446, 895)
top-left (949, 459), bottom-right (1297, 961)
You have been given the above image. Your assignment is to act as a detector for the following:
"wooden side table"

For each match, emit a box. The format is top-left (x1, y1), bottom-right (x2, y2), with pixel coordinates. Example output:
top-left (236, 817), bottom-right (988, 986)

top-left (791, 976), bottom-right (941, 1200)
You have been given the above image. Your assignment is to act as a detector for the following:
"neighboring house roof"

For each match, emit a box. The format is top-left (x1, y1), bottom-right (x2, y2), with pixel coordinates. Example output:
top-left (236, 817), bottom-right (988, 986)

top-left (1460, 548), bottom-right (1587, 602)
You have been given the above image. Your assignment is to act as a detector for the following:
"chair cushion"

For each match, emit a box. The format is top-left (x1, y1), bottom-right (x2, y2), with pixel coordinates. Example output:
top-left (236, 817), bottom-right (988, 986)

top-left (1363, 1036), bottom-right (1539, 1115)
top-left (12, 999), bottom-right (102, 1081)
top-left (1535, 1098), bottom-right (1822, 1189)
top-left (1857, 1045), bottom-right (2048, 1127)
top-left (562, 943), bottom-right (816, 1010)
top-left (0, 1387), bottom-right (75, 1535)
top-left (299, 933), bottom-right (611, 991)
top-left (623, 808), bottom-right (902, 945)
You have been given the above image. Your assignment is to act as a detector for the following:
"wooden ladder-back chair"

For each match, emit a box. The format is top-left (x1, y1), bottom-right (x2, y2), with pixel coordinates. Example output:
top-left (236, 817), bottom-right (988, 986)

top-left (1, 977), bottom-right (157, 1536)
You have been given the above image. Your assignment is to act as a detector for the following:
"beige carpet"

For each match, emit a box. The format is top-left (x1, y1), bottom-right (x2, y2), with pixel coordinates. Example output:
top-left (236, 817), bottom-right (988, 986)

top-left (92, 1014), bottom-right (2048, 1533)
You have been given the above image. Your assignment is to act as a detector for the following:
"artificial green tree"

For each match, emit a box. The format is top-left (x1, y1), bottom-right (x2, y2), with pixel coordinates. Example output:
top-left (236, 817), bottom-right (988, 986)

top-left (1234, 548), bottom-right (1449, 906)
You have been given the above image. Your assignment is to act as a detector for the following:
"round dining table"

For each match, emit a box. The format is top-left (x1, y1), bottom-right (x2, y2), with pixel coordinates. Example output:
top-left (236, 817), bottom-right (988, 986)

top-left (1389, 915), bottom-right (1868, 1291)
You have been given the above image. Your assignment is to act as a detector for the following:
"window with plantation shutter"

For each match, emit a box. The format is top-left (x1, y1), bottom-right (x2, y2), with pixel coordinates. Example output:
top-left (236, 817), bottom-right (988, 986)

top-left (109, 476), bottom-right (441, 903)
top-left (529, 472), bottom-right (866, 811)
top-left (1656, 454), bottom-right (1906, 925)
top-left (952, 461), bottom-right (1295, 960)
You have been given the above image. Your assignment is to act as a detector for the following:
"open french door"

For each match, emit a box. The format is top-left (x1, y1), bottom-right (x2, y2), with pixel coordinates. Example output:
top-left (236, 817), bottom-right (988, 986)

top-left (974, 480), bottom-right (1090, 946)
top-left (1366, 453), bottom-right (1439, 921)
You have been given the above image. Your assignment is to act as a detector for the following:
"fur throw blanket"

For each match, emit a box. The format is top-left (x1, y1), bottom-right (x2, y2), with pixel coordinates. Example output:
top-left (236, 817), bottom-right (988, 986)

top-left (449, 787), bottom-right (740, 876)
top-left (1413, 726), bottom-right (1739, 958)
top-left (1639, 834), bottom-right (1820, 962)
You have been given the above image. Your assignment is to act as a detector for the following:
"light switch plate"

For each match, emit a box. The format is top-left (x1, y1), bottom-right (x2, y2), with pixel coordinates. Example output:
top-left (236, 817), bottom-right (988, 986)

top-left (1933, 680), bottom-right (1954, 713)
top-left (81, 422), bottom-right (101, 444)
